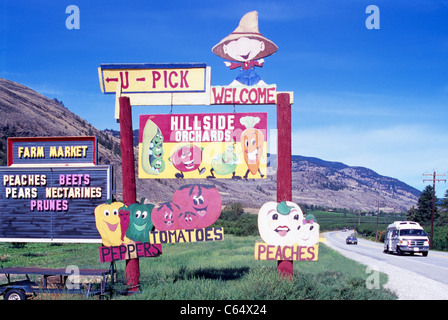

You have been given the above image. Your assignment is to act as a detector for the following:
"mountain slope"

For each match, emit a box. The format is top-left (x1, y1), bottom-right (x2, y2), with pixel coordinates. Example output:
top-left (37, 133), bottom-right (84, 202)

top-left (0, 78), bottom-right (418, 212)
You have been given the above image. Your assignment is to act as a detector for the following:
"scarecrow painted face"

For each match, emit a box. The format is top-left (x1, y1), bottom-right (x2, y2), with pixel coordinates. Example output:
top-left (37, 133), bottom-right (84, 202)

top-left (223, 37), bottom-right (266, 62)
top-left (257, 201), bottom-right (304, 246)
top-left (125, 199), bottom-right (154, 243)
top-left (171, 145), bottom-right (203, 172)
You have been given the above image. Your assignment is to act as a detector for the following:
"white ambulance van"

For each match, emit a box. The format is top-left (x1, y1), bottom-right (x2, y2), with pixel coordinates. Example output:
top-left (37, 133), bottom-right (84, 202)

top-left (384, 221), bottom-right (429, 256)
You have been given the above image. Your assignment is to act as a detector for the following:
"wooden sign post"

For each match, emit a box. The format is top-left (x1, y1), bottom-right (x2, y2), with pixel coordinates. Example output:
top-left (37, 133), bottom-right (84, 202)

top-left (276, 92), bottom-right (293, 278)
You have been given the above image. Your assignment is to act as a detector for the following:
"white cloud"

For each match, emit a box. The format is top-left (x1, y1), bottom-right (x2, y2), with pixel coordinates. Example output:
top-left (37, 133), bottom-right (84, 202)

top-left (291, 124), bottom-right (448, 190)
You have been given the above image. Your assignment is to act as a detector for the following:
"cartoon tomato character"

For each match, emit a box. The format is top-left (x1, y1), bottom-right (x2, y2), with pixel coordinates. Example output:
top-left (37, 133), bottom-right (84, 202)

top-left (125, 198), bottom-right (155, 243)
top-left (172, 184), bottom-right (222, 229)
top-left (177, 210), bottom-right (200, 229)
top-left (240, 116), bottom-right (264, 179)
top-left (152, 201), bottom-right (181, 231)
top-left (297, 219), bottom-right (320, 247)
top-left (169, 144), bottom-right (205, 179)
top-left (94, 201), bottom-right (125, 246)
top-left (141, 118), bottom-right (165, 175)
top-left (257, 201), bottom-right (304, 246)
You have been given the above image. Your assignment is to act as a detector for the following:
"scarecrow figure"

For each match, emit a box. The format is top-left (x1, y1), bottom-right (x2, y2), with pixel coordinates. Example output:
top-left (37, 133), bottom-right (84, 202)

top-left (212, 11), bottom-right (278, 86)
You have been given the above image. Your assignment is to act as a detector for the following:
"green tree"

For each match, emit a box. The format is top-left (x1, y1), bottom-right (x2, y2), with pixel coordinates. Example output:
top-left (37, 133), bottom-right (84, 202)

top-left (437, 189), bottom-right (448, 226)
top-left (409, 185), bottom-right (439, 224)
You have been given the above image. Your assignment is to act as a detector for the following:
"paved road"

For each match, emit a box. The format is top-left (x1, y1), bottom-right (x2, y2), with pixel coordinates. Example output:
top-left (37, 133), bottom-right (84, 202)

top-left (324, 231), bottom-right (448, 299)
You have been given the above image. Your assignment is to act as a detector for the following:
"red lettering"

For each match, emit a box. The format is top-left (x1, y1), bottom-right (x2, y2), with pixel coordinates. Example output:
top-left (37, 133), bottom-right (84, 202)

top-left (224, 88), bottom-right (232, 104)
top-left (212, 87), bottom-right (225, 104)
top-left (169, 71), bottom-right (178, 88)
top-left (282, 246), bottom-right (291, 260)
top-left (257, 87), bottom-right (267, 103)
top-left (266, 245), bottom-right (275, 260)
top-left (240, 88), bottom-right (248, 103)
top-left (257, 243), bottom-right (267, 259)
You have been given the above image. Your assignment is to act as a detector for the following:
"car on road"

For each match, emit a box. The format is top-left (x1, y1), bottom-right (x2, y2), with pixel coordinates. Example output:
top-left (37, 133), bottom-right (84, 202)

top-left (346, 235), bottom-right (358, 245)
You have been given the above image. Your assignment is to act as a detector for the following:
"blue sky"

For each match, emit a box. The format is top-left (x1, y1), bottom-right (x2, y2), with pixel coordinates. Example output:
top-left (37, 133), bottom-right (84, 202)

top-left (1, 0), bottom-right (448, 196)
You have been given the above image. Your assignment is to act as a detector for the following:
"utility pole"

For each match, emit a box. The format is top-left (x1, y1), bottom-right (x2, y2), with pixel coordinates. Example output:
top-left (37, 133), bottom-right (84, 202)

top-left (423, 172), bottom-right (446, 249)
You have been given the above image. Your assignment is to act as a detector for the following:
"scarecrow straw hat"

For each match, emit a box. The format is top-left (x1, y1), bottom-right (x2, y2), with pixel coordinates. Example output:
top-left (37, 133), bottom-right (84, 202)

top-left (212, 11), bottom-right (278, 61)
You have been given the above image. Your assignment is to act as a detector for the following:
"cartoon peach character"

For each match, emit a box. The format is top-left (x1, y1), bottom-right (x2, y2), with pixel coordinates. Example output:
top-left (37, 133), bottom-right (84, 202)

top-left (152, 202), bottom-right (181, 231)
top-left (212, 11), bottom-right (278, 86)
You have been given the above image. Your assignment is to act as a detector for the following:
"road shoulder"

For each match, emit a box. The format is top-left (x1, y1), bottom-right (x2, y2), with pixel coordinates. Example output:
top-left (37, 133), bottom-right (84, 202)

top-left (323, 232), bottom-right (448, 300)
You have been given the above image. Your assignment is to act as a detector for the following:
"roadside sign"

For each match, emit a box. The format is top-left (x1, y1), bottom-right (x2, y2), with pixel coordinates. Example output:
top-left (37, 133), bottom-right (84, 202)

top-left (98, 63), bottom-right (208, 94)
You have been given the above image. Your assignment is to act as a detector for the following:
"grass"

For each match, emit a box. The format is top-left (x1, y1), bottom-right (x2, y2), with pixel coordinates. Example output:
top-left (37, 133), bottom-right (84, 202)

top-left (0, 235), bottom-right (397, 300)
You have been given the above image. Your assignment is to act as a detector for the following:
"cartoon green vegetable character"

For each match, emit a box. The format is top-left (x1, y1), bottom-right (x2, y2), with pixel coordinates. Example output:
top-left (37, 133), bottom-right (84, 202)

top-left (125, 198), bottom-right (155, 243)
top-left (141, 118), bottom-right (165, 175)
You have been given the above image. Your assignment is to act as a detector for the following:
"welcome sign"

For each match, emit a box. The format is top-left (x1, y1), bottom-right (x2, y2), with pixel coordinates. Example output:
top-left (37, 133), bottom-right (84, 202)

top-left (138, 112), bottom-right (267, 179)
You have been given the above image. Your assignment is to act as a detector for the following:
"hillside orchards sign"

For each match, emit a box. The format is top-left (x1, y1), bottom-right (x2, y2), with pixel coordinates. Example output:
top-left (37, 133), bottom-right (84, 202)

top-left (0, 136), bottom-right (112, 243)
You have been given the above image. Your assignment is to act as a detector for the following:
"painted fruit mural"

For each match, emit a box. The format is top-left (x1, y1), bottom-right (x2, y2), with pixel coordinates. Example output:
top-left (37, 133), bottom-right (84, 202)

top-left (141, 118), bottom-right (165, 175)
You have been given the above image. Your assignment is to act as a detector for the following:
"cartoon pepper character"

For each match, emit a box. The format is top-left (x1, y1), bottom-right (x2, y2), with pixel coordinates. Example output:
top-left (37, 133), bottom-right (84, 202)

top-left (125, 198), bottom-right (155, 243)
top-left (212, 11), bottom-right (278, 86)
top-left (257, 201), bottom-right (304, 246)
top-left (118, 205), bottom-right (131, 242)
top-left (240, 116), bottom-right (265, 179)
top-left (172, 184), bottom-right (222, 229)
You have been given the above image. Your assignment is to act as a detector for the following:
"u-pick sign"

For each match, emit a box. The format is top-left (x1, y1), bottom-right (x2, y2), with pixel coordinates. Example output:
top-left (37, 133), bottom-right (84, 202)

top-left (255, 201), bottom-right (320, 261)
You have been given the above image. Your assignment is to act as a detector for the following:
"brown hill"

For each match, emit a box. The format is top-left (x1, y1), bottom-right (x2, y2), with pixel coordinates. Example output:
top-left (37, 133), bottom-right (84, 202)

top-left (0, 77), bottom-right (418, 212)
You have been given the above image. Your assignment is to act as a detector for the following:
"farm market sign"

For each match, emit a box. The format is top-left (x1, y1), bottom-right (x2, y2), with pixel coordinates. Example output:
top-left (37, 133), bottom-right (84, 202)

top-left (98, 63), bottom-right (208, 94)
top-left (211, 85), bottom-right (276, 105)
top-left (95, 184), bottom-right (224, 262)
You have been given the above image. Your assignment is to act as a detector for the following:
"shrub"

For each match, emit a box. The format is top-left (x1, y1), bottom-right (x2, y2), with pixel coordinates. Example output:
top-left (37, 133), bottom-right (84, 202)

top-left (214, 202), bottom-right (258, 237)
